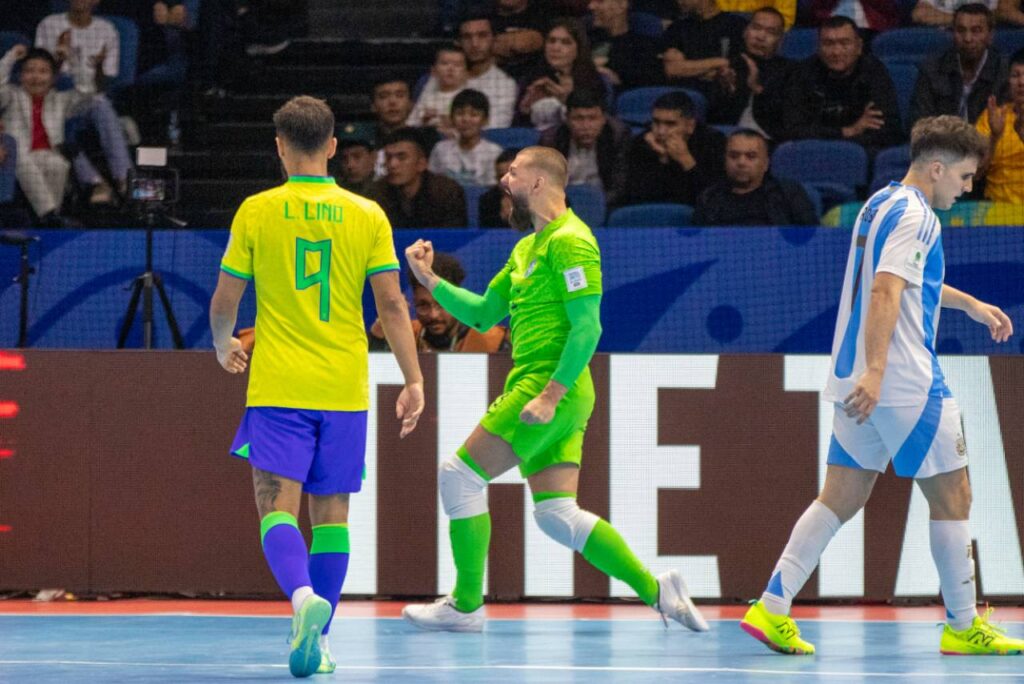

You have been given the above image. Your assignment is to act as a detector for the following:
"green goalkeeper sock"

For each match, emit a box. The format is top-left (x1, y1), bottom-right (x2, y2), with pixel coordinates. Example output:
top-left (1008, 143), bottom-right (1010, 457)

top-left (450, 513), bottom-right (491, 613)
top-left (581, 519), bottom-right (659, 606)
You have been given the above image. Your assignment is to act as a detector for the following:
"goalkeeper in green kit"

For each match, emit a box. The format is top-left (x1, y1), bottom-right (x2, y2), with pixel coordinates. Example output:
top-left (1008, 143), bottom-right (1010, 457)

top-left (402, 146), bottom-right (708, 634)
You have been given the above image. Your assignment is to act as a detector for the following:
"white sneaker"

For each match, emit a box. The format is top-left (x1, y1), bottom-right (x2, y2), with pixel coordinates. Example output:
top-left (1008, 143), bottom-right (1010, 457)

top-left (655, 570), bottom-right (709, 632)
top-left (402, 596), bottom-right (484, 633)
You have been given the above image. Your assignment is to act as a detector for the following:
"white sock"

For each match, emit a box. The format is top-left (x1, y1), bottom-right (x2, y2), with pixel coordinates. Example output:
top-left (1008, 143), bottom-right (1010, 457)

top-left (929, 519), bottom-right (977, 631)
top-left (319, 634), bottom-right (329, 650)
top-left (761, 500), bottom-right (842, 616)
top-left (291, 586), bottom-right (315, 614)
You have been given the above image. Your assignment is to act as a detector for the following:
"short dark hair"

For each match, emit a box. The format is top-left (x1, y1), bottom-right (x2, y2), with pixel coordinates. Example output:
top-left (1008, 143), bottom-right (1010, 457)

top-left (435, 42), bottom-right (466, 63)
top-left (451, 88), bottom-right (490, 117)
top-left (1011, 47), bottom-right (1024, 68)
top-left (566, 88), bottom-right (607, 113)
top-left (20, 47), bottom-right (58, 73)
top-left (338, 138), bottom-right (373, 152)
top-left (371, 76), bottom-right (411, 96)
top-left (408, 252), bottom-right (465, 290)
top-left (953, 2), bottom-right (995, 28)
top-left (652, 90), bottom-right (695, 119)
top-left (382, 127), bottom-right (427, 156)
top-left (751, 6), bottom-right (785, 26)
top-left (728, 128), bottom-right (769, 148)
top-left (273, 96), bottom-right (335, 154)
top-left (910, 115), bottom-right (987, 164)
top-left (819, 15), bottom-right (858, 34)
top-left (458, 14), bottom-right (495, 34)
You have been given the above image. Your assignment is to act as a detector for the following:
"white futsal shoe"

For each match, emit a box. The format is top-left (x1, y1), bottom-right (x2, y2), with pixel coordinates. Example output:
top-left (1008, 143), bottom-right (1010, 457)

top-left (655, 570), bottom-right (709, 632)
top-left (402, 595), bottom-right (485, 633)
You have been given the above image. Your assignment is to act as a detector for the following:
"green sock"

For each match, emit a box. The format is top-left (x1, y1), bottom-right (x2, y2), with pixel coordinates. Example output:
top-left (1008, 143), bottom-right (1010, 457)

top-left (450, 513), bottom-right (491, 613)
top-left (581, 519), bottom-right (659, 606)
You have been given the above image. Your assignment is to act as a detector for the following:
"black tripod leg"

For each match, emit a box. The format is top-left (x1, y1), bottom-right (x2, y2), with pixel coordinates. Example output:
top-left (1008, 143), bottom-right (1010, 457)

top-left (153, 274), bottom-right (185, 349)
top-left (117, 277), bottom-right (144, 348)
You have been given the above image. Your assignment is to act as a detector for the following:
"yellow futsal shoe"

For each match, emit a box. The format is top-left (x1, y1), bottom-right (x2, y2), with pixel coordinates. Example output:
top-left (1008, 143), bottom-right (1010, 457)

top-left (315, 637), bottom-right (337, 674)
top-left (940, 608), bottom-right (1024, 655)
top-left (288, 595), bottom-right (332, 678)
top-left (740, 600), bottom-right (815, 655)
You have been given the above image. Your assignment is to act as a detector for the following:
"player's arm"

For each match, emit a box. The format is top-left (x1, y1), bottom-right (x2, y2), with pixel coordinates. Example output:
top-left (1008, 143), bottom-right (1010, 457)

top-left (210, 270), bottom-right (249, 374)
top-left (520, 294), bottom-right (602, 425)
top-left (406, 239), bottom-right (510, 331)
top-left (845, 271), bottom-right (905, 424)
top-left (941, 284), bottom-right (1013, 342)
top-left (369, 270), bottom-right (425, 438)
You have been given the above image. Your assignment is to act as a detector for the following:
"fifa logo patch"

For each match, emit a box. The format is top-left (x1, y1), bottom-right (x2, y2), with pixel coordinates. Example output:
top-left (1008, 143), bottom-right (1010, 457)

top-left (906, 241), bottom-right (927, 271)
top-left (563, 266), bottom-right (587, 292)
top-left (956, 433), bottom-right (967, 457)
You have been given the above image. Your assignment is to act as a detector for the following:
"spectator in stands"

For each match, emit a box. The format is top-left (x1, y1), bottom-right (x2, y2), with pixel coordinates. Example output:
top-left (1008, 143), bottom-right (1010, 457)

top-left (587, 0), bottom-right (663, 91)
top-left (911, 4), bottom-right (1008, 124)
top-left (621, 89), bottom-right (725, 205)
top-left (693, 129), bottom-right (818, 225)
top-left (366, 77), bottom-right (441, 176)
top-left (708, 7), bottom-right (791, 139)
top-left (975, 49), bottom-right (1024, 204)
top-left (408, 44), bottom-right (469, 136)
top-left (997, 0), bottom-right (1024, 25)
top-left (539, 88), bottom-right (630, 205)
top-left (516, 18), bottom-right (605, 129)
top-left (336, 139), bottom-right (376, 197)
top-left (0, 46), bottom-right (132, 220)
top-left (457, 15), bottom-right (518, 128)
top-left (429, 89), bottom-right (504, 185)
top-left (912, 0), bottom-right (997, 26)
top-left (486, 0), bottom-right (548, 78)
top-left (369, 252), bottom-right (510, 352)
top-left (372, 127), bottom-right (468, 228)
top-left (716, 0), bottom-right (796, 29)
top-left (35, 0), bottom-right (120, 95)
top-left (479, 147), bottom-right (517, 227)
top-left (781, 17), bottom-right (903, 153)
top-left (807, 0), bottom-right (902, 33)
top-left (659, 0), bottom-right (746, 94)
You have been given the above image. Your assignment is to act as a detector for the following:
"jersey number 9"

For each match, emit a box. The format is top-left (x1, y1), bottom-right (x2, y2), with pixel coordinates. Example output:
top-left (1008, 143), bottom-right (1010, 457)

top-left (296, 238), bottom-right (332, 322)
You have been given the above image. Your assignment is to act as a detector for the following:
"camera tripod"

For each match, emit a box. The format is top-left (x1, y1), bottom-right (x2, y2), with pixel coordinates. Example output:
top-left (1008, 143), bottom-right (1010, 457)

top-left (0, 232), bottom-right (38, 348)
top-left (116, 213), bottom-right (186, 349)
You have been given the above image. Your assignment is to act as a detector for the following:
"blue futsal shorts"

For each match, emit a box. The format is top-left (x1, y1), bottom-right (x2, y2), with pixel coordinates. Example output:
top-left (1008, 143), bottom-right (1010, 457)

top-left (229, 407), bottom-right (368, 495)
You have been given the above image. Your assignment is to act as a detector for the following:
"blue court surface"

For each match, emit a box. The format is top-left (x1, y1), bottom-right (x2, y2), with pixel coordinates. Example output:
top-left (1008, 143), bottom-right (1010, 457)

top-left (1, 605), bottom-right (1022, 683)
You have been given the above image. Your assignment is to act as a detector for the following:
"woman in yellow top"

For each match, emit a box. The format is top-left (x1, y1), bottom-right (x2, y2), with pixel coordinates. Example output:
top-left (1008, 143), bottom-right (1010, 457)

top-left (975, 50), bottom-right (1024, 204)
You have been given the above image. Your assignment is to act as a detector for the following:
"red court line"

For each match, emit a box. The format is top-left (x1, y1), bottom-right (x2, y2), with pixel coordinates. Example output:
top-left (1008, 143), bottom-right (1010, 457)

top-left (0, 600), bottom-right (1020, 622)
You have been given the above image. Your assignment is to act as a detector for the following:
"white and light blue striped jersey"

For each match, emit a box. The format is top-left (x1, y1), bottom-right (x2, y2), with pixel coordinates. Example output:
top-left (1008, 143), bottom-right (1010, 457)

top-left (823, 182), bottom-right (952, 407)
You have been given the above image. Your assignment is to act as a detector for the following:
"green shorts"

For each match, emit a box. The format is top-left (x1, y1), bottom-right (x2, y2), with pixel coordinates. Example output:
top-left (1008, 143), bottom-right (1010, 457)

top-left (479, 363), bottom-right (595, 477)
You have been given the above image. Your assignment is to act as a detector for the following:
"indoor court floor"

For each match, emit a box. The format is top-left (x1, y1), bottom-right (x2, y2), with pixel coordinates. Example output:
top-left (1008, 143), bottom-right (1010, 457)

top-left (1, 601), bottom-right (1022, 683)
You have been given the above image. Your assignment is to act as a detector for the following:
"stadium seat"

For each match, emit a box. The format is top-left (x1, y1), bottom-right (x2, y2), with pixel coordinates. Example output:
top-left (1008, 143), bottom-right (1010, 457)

top-left (566, 184), bottom-right (607, 227)
top-left (771, 139), bottom-right (868, 189)
top-left (871, 28), bottom-right (952, 64)
top-left (801, 182), bottom-right (822, 221)
top-left (103, 15), bottom-right (139, 91)
top-left (461, 184), bottom-right (487, 228)
top-left (805, 181), bottom-right (857, 213)
top-left (482, 127), bottom-right (541, 149)
top-left (780, 28), bottom-right (817, 61)
top-left (0, 31), bottom-right (30, 57)
top-left (882, 60), bottom-right (918, 131)
top-left (606, 203), bottom-right (694, 227)
top-left (994, 30), bottom-right (1024, 59)
top-left (0, 135), bottom-right (16, 204)
top-left (615, 86), bottom-right (708, 124)
top-left (870, 144), bottom-right (911, 193)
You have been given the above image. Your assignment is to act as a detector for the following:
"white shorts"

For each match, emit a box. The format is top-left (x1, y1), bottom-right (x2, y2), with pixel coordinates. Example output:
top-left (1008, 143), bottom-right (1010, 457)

top-left (828, 396), bottom-right (968, 479)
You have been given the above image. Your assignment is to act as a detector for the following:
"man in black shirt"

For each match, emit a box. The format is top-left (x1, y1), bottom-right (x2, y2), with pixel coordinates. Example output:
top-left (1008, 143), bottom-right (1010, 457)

top-left (693, 129), bottom-right (818, 225)
top-left (708, 7), bottom-right (791, 140)
top-left (781, 16), bottom-right (904, 153)
top-left (588, 0), bottom-right (663, 91)
top-left (372, 128), bottom-right (468, 228)
top-left (484, 0), bottom-right (547, 79)
top-left (660, 0), bottom-right (746, 93)
top-left (911, 3), bottom-right (1009, 124)
top-left (621, 90), bottom-right (726, 206)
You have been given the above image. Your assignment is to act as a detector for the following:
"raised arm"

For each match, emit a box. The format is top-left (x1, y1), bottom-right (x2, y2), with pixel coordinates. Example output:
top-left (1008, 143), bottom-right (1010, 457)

top-left (406, 239), bottom-right (510, 331)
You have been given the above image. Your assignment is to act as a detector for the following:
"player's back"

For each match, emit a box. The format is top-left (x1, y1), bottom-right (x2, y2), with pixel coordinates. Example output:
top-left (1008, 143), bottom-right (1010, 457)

top-left (221, 177), bottom-right (399, 411)
top-left (824, 182), bottom-right (949, 407)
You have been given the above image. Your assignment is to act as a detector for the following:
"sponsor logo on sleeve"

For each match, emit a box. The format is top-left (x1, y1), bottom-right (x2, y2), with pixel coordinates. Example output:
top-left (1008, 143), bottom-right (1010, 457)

top-left (564, 266), bottom-right (587, 292)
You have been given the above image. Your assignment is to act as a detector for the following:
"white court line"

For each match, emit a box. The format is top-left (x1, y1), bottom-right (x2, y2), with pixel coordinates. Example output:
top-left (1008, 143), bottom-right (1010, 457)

top-left (0, 661), bottom-right (1019, 678)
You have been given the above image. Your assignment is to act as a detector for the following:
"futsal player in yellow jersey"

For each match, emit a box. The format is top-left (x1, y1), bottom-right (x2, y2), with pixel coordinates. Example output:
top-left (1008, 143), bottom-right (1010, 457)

top-left (210, 96), bottom-right (425, 678)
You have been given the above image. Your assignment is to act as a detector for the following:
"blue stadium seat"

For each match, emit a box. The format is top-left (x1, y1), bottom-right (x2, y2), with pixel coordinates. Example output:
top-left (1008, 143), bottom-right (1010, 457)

top-left (870, 144), bottom-right (911, 193)
top-left (994, 30), bottom-right (1024, 58)
top-left (806, 181), bottom-right (857, 212)
top-left (0, 31), bottom-right (30, 57)
top-left (566, 184), bottom-right (606, 227)
top-left (0, 135), bottom-right (16, 204)
top-left (606, 203), bottom-right (693, 227)
top-left (801, 183), bottom-right (822, 221)
top-left (871, 28), bottom-right (952, 64)
top-left (628, 11), bottom-right (665, 38)
top-left (614, 86), bottom-right (707, 124)
top-left (461, 184), bottom-right (487, 228)
top-left (771, 139), bottom-right (868, 189)
top-left (103, 15), bottom-right (139, 91)
top-left (482, 127), bottom-right (540, 149)
top-left (882, 60), bottom-right (918, 131)
top-left (781, 28), bottom-right (817, 61)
